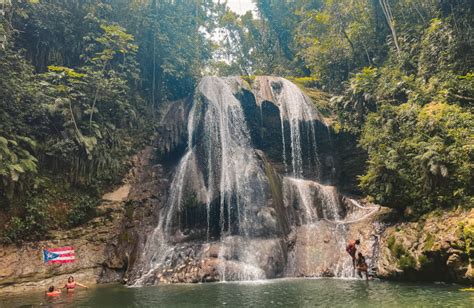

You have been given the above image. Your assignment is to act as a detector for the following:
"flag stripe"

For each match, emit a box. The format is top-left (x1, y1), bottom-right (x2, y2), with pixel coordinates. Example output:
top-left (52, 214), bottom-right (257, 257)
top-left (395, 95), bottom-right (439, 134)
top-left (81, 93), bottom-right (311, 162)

top-left (52, 250), bottom-right (75, 255)
top-left (48, 247), bottom-right (74, 252)
top-left (49, 259), bottom-right (75, 264)
top-left (54, 256), bottom-right (75, 261)
top-left (51, 253), bottom-right (75, 258)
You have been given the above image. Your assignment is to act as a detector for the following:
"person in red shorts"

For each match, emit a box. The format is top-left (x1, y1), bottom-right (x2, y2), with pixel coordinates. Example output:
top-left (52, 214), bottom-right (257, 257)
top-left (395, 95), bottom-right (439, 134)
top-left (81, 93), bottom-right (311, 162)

top-left (346, 239), bottom-right (360, 269)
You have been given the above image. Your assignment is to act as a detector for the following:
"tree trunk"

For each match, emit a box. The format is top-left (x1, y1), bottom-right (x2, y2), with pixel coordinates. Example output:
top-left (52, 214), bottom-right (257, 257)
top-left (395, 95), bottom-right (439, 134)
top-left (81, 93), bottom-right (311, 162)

top-left (379, 0), bottom-right (401, 55)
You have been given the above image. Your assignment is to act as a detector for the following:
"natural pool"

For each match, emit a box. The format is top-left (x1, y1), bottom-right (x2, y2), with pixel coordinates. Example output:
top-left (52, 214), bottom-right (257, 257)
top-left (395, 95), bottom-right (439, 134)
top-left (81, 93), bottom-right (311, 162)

top-left (0, 278), bottom-right (472, 307)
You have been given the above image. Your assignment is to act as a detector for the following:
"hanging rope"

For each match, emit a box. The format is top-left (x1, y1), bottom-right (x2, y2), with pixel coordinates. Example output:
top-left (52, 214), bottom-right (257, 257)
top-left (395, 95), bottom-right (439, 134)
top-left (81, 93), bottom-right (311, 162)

top-left (322, 199), bottom-right (380, 226)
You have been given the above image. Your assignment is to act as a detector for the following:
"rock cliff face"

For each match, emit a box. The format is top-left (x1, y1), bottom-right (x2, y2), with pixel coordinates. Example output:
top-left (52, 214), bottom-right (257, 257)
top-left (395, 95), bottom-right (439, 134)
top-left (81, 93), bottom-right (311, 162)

top-left (0, 142), bottom-right (174, 293)
top-left (0, 199), bottom-right (125, 293)
top-left (377, 208), bottom-right (474, 284)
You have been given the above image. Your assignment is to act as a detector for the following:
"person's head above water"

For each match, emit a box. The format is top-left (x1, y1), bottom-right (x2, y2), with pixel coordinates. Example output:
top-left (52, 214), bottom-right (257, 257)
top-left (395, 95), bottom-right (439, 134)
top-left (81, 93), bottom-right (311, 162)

top-left (355, 239), bottom-right (360, 245)
top-left (48, 286), bottom-right (55, 292)
top-left (68, 276), bottom-right (74, 283)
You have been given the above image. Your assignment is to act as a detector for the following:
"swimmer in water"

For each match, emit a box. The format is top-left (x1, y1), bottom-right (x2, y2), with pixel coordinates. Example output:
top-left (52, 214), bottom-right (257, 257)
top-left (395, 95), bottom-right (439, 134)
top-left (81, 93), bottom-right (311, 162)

top-left (46, 286), bottom-right (61, 296)
top-left (62, 276), bottom-right (88, 291)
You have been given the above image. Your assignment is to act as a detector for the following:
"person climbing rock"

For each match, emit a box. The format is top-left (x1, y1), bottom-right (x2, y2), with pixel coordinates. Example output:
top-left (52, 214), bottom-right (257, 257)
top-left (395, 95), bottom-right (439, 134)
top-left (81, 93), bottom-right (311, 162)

top-left (356, 252), bottom-right (369, 281)
top-left (346, 239), bottom-right (360, 269)
top-left (61, 276), bottom-right (88, 291)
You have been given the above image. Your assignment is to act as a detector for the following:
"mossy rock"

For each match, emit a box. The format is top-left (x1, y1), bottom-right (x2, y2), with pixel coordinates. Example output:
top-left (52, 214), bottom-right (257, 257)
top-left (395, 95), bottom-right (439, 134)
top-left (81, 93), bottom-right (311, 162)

top-left (387, 235), bottom-right (418, 270)
top-left (418, 254), bottom-right (433, 269)
top-left (387, 236), bottom-right (407, 259)
top-left (124, 201), bottom-right (135, 220)
top-left (423, 233), bottom-right (436, 251)
top-left (119, 230), bottom-right (131, 244)
top-left (182, 193), bottom-right (200, 208)
top-left (241, 75), bottom-right (256, 87)
top-left (462, 220), bottom-right (474, 258)
top-left (399, 254), bottom-right (417, 270)
top-left (387, 235), bottom-right (396, 250)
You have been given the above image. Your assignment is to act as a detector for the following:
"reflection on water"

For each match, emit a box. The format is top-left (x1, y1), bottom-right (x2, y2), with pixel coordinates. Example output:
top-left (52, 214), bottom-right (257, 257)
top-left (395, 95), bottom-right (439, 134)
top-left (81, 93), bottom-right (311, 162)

top-left (1, 278), bottom-right (472, 307)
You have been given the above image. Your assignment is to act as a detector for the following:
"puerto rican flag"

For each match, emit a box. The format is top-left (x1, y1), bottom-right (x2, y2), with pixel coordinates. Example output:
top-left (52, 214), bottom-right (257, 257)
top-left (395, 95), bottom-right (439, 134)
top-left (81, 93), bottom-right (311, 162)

top-left (43, 246), bottom-right (75, 264)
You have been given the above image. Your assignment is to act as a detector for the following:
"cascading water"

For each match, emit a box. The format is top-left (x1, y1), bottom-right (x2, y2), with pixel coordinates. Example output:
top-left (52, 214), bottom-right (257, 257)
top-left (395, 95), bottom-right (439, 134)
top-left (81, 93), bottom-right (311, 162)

top-left (132, 77), bottom-right (270, 285)
top-left (132, 150), bottom-right (198, 286)
top-left (254, 77), bottom-right (323, 179)
top-left (130, 76), bottom-right (380, 285)
top-left (197, 77), bottom-right (270, 280)
top-left (197, 77), bottom-right (268, 238)
top-left (282, 177), bottom-right (343, 224)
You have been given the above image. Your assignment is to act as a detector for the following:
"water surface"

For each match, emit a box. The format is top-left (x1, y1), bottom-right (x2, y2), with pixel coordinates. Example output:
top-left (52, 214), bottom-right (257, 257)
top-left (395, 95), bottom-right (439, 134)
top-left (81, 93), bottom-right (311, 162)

top-left (1, 278), bottom-right (472, 307)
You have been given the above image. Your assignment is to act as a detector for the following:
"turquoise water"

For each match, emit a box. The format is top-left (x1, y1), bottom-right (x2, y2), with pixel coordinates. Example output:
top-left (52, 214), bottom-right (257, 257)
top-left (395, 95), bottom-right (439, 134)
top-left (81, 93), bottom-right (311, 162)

top-left (0, 278), bottom-right (472, 307)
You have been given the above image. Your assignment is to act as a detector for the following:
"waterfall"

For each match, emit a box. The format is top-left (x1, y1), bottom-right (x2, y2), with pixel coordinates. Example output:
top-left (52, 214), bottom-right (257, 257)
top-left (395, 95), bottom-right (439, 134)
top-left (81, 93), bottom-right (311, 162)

top-left (130, 76), bottom-right (380, 285)
top-left (283, 177), bottom-right (318, 224)
top-left (197, 77), bottom-right (269, 280)
top-left (197, 77), bottom-right (267, 238)
top-left (254, 77), bottom-right (322, 179)
top-left (283, 177), bottom-right (343, 224)
top-left (132, 150), bottom-right (195, 286)
top-left (132, 77), bottom-right (269, 284)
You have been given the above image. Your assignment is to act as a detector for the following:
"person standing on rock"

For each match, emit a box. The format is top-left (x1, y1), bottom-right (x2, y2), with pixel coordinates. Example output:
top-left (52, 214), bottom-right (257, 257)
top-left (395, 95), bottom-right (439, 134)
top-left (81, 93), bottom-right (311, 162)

top-left (346, 239), bottom-right (360, 269)
top-left (356, 252), bottom-right (369, 281)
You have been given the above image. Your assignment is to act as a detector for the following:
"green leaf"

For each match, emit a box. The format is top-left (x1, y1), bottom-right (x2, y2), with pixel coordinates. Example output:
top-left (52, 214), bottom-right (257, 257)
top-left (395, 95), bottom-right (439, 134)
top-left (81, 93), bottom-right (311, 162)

top-left (0, 137), bottom-right (8, 146)
top-left (12, 164), bottom-right (25, 173)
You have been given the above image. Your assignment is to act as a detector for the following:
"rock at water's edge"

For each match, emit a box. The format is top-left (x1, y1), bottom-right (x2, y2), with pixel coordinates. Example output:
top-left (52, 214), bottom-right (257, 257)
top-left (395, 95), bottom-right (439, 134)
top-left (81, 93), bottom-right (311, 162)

top-left (377, 208), bottom-right (474, 284)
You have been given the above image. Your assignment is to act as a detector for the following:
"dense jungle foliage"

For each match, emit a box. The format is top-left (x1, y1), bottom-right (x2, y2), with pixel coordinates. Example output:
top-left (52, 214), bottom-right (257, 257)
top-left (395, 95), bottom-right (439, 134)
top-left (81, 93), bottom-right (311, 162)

top-left (0, 0), bottom-right (223, 242)
top-left (0, 0), bottom-right (472, 242)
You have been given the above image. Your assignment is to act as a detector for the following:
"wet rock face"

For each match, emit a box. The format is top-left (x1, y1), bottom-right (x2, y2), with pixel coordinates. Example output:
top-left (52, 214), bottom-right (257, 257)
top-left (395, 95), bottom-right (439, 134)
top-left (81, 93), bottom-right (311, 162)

top-left (135, 237), bottom-right (287, 285)
top-left (285, 212), bottom-right (386, 278)
top-left (332, 131), bottom-right (367, 195)
top-left (241, 77), bottom-right (334, 182)
top-left (155, 98), bottom-right (192, 163)
top-left (377, 209), bottom-right (474, 284)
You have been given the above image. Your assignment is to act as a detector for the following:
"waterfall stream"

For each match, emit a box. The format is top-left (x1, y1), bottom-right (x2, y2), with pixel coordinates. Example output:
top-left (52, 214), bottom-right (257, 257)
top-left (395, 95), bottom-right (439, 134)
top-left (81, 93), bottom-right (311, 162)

top-left (254, 77), bottom-right (323, 179)
top-left (133, 77), bottom-right (269, 284)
